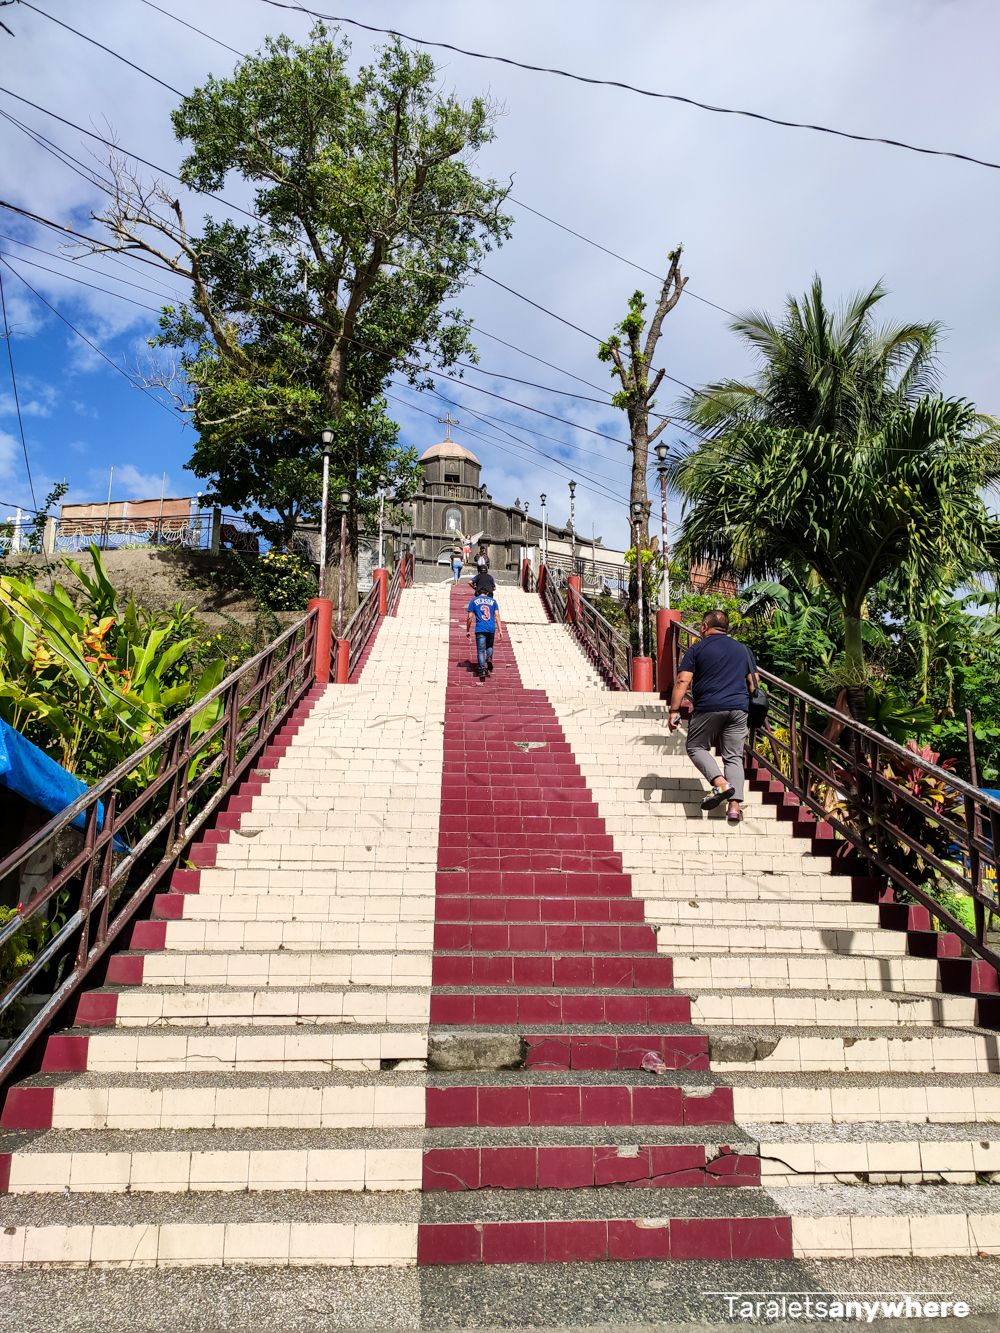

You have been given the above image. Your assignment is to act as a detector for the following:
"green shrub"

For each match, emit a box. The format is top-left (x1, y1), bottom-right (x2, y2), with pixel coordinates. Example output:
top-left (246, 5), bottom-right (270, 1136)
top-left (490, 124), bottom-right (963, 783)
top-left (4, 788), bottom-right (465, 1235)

top-left (249, 552), bottom-right (317, 612)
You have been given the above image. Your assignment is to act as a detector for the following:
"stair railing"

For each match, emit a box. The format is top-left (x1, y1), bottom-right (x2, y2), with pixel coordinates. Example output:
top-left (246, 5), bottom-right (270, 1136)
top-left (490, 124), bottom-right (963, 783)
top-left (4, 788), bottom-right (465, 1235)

top-left (538, 563), bottom-right (566, 623)
top-left (386, 552), bottom-right (414, 617)
top-left (668, 617), bottom-right (1000, 972)
top-left (0, 610), bottom-right (319, 1092)
top-left (340, 582), bottom-right (381, 680)
top-left (566, 580), bottom-right (633, 692)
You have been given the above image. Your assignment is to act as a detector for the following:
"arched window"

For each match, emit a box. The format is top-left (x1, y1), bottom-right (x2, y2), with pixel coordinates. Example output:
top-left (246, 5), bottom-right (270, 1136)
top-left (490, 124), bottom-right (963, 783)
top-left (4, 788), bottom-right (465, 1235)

top-left (444, 507), bottom-right (463, 533)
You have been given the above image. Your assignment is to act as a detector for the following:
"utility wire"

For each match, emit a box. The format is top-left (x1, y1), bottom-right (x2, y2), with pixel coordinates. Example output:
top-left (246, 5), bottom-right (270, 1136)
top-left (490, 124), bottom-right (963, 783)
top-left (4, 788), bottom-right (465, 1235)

top-left (0, 232), bottom-right (185, 302)
top-left (0, 261), bottom-right (35, 508)
top-left (263, 1), bottom-right (1000, 173)
top-left (19, 1), bottom-right (185, 98)
top-left (0, 249), bottom-right (162, 313)
top-left (0, 256), bottom-right (183, 418)
top-left (136, 0), bottom-right (245, 57)
top-left (0, 88), bottom-right (258, 221)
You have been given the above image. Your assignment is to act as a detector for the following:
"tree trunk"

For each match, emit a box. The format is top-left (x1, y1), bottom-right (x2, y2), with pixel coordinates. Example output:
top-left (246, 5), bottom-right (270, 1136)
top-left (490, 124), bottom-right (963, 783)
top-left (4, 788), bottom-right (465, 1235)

top-left (843, 613), bottom-right (866, 720)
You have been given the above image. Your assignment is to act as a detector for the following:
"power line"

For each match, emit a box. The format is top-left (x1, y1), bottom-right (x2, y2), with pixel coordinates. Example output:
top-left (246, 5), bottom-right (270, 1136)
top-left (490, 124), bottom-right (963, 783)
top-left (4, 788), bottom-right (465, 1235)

top-left (0, 262), bottom-right (36, 508)
top-left (19, 2), bottom-right (185, 98)
top-left (0, 255), bottom-right (183, 419)
top-left (137, 0), bottom-right (245, 57)
top-left (0, 232), bottom-right (185, 302)
top-left (0, 249), bottom-right (163, 313)
top-left (0, 87), bottom-right (258, 221)
top-left (264, 1), bottom-right (1000, 173)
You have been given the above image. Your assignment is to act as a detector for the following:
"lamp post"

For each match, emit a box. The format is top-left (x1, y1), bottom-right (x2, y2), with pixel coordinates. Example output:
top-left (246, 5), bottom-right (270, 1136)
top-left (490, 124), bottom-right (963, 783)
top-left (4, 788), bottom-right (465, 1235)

top-left (540, 493), bottom-right (547, 567)
top-left (569, 479), bottom-right (576, 570)
top-left (654, 441), bottom-right (669, 610)
top-left (336, 489), bottom-right (350, 638)
top-left (631, 499), bottom-right (645, 659)
top-left (317, 427), bottom-right (334, 597)
top-left (376, 473), bottom-right (388, 569)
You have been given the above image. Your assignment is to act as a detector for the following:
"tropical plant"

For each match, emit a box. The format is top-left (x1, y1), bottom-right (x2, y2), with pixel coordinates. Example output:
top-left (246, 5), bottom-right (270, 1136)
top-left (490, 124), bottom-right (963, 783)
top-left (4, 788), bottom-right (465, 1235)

top-left (0, 545), bottom-right (224, 784)
top-left (683, 276), bottom-right (941, 439)
top-left (670, 397), bottom-right (1000, 699)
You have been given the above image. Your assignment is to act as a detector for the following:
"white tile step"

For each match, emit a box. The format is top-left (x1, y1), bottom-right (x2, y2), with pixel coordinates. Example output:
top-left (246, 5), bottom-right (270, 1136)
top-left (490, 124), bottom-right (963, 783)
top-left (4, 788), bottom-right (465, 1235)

top-left (711, 1029), bottom-right (997, 1075)
top-left (646, 901), bottom-right (879, 929)
top-left (633, 874), bottom-right (854, 903)
top-left (780, 1185), bottom-right (1000, 1259)
top-left (656, 925), bottom-right (909, 956)
top-left (209, 852), bottom-right (439, 870)
top-left (733, 1082), bottom-right (1000, 1124)
top-left (111, 988), bottom-right (430, 1027)
top-left (194, 870), bottom-right (435, 895)
top-left (159, 912), bottom-right (435, 939)
top-left (46, 1083), bottom-right (425, 1131)
top-left (672, 954), bottom-right (940, 992)
top-left (759, 1136), bottom-right (1000, 1186)
top-left (139, 951), bottom-right (432, 986)
top-left (691, 991), bottom-right (977, 1027)
top-left (0, 1221), bottom-right (417, 1267)
top-left (79, 1029), bottom-right (427, 1073)
top-left (630, 856), bottom-right (838, 882)
top-left (5, 1148), bottom-right (421, 1194)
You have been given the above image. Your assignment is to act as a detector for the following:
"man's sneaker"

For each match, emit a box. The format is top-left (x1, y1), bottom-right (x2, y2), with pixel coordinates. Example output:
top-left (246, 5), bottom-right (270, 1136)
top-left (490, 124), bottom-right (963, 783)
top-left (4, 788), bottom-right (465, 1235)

top-left (487, 660), bottom-right (494, 673)
top-left (478, 672), bottom-right (486, 683)
top-left (701, 783), bottom-right (736, 810)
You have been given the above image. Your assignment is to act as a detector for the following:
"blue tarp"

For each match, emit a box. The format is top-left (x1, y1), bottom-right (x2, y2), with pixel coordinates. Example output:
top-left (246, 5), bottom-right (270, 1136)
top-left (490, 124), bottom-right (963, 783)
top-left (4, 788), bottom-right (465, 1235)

top-left (0, 718), bottom-right (125, 849)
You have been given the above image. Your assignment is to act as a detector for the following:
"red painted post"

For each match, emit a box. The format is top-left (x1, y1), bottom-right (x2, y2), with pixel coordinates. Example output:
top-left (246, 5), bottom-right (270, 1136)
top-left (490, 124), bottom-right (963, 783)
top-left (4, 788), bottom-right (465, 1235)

top-left (335, 638), bottom-right (350, 684)
top-left (521, 559), bottom-right (530, 591)
top-left (307, 597), bottom-right (333, 684)
top-left (632, 656), bottom-right (654, 692)
top-left (374, 568), bottom-right (388, 617)
top-left (567, 575), bottom-right (582, 623)
top-left (656, 608), bottom-right (681, 696)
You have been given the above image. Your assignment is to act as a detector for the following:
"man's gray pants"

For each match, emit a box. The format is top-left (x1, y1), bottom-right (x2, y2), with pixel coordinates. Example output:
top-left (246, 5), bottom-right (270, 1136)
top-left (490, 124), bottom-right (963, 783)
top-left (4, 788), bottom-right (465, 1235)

top-left (685, 709), bottom-right (749, 801)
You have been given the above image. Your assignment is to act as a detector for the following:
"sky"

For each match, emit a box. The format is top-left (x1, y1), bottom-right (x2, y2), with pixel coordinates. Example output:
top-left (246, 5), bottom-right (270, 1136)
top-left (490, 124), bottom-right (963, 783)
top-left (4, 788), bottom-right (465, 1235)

top-left (1, 0), bottom-right (998, 551)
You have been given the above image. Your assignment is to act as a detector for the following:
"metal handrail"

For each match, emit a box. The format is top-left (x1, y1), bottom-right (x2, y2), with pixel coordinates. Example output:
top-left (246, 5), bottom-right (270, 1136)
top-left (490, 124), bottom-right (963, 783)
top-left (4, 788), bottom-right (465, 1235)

top-left (387, 552), bottom-right (414, 617)
top-left (538, 564), bottom-right (566, 623)
top-left (343, 582), bottom-right (381, 679)
top-left (669, 617), bottom-right (1000, 970)
top-left (0, 609), bottom-right (318, 1091)
top-left (567, 583), bottom-right (633, 691)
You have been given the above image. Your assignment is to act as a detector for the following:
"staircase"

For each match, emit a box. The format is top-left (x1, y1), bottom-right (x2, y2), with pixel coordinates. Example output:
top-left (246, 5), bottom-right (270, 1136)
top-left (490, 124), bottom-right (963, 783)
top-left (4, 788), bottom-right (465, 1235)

top-left (0, 581), bottom-right (996, 1325)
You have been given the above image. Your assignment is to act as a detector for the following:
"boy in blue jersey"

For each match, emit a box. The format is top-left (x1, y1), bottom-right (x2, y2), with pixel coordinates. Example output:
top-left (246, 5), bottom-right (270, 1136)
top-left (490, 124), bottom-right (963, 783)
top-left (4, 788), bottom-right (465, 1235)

top-left (465, 590), bottom-right (503, 683)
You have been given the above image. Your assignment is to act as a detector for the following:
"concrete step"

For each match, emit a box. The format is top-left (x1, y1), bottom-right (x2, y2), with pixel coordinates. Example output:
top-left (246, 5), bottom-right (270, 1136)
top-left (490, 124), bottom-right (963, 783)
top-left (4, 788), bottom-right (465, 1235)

top-left (644, 900), bottom-right (880, 929)
top-left (671, 952), bottom-right (941, 992)
top-left (706, 1025), bottom-right (998, 1074)
top-left (690, 988), bottom-right (978, 1027)
top-left (115, 950), bottom-right (431, 987)
top-left (73, 987), bottom-right (430, 1028)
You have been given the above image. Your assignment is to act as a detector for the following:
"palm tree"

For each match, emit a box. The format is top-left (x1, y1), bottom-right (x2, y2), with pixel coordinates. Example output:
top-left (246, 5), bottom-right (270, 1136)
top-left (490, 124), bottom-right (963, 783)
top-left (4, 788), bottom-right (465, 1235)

top-left (670, 397), bottom-right (1000, 699)
top-left (684, 276), bottom-right (941, 440)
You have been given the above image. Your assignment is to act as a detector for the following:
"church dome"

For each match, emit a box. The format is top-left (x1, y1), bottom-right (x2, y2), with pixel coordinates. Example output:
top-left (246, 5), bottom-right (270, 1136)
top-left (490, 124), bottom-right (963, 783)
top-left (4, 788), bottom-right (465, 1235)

top-left (418, 440), bottom-right (481, 465)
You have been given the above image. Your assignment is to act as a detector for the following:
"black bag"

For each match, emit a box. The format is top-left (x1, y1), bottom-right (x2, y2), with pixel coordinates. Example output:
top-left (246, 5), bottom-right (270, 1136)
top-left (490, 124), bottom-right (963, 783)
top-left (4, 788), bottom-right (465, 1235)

top-left (745, 647), bottom-right (769, 728)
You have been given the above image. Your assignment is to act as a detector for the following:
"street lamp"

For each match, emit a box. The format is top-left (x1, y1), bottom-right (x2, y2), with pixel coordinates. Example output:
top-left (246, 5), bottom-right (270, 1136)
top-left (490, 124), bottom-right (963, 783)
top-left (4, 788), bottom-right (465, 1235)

top-left (631, 499), bottom-right (645, 659)
top-left (317, 427), bottom-right (334, 597)
top-left (569, 480), bottom-right (576, 570)
top-left (540, 493), bottom-right (547, 567)
top-left (654, 441), bottom-right (669, 610)
top-left (376, 473), bottom-right (388, 570)
top-left (337, 489), bottom-right (350, 638)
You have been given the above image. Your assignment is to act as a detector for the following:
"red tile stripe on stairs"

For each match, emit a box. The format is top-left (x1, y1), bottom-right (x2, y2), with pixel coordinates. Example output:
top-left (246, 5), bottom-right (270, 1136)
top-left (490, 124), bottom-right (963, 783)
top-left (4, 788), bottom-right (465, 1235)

top-left (416, 585), bottom-right (786, 1263)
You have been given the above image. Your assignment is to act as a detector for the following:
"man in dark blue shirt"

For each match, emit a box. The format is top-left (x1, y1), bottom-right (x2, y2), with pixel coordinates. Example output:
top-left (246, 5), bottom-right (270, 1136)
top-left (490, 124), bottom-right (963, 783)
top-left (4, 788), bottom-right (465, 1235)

top-left (667, 609), bottom-right (759, 824)
top-left (465, 593), bottom-right (503, 683)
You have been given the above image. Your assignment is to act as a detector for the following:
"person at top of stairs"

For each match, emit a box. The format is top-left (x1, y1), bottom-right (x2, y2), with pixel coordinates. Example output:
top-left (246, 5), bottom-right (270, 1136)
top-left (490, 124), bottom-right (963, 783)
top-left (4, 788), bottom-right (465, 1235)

top-left (466, 587), bottom-right (503, 682)
top-left (668, 608), bottom-right (760, 826)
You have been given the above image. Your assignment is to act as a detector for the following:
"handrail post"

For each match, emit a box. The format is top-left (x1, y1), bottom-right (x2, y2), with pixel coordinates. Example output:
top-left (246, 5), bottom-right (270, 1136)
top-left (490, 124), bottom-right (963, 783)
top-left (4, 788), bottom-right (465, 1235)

top-left (306, 598), bottom-right (333, 685)
top-left (95, 791), bottom-right (116, 948)
top-left (374, 568), bottom-right (388, 617)
top-left (655, 608), bottom-right (680, 696)
top-left (567, 575), bottom-right (581, 623)
top-left (75, 801), bottom-right (100, 971)
top-left (335, 638), bottom-right (350, 684)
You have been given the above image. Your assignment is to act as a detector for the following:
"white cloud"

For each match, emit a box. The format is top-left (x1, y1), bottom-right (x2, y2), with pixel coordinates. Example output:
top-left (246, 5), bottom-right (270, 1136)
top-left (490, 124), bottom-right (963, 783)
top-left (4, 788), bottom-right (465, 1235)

top-left (0, 391), bottom-right (52, 418)
top-left (67, 439), bottom-right (88, 453)
top-left (71, 401), bottom-right (98, 418)
top-left (88, 463), bottom-right (172, 500)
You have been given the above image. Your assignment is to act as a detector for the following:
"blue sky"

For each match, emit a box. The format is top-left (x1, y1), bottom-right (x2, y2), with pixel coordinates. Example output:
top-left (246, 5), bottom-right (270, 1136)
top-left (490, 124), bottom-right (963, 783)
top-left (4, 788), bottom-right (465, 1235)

top-left (2, 0), bottom-right (999, 549)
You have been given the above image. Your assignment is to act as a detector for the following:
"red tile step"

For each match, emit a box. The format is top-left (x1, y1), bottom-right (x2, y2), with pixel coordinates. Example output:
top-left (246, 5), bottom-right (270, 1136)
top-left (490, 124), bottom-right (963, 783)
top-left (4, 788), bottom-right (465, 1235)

top-left (422, 1144), bottom-right (760, 1190)
top-left (431, 955), bottom-right (671, 987)
top-left (425, 1084), bottom-right (735, 1128)
top-left (433, 923), bottom-right (657, 952)
top-left (430, 994), bottom-right (691, 1026)
top-left (435, 897), bottom-right (646, 924)
top-left (417, 1215), bottom-right (792, 1264)
top-left (439, 832), bottom-right (617, 852)
top-left (436, 873), bottom-right (633, 897)
top-left (525, 1034), bottom-right (710, 1071)
top-left (437, 851), bottom-right (624, 874)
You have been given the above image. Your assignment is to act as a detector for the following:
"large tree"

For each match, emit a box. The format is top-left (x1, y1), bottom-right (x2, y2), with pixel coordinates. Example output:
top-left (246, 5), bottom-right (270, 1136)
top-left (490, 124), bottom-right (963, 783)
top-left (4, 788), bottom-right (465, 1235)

top-left (598, 249), bottom-right (686, 550)
top-left (92, 25), bottom-right (511, 609)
